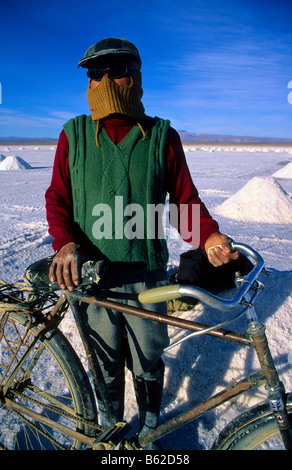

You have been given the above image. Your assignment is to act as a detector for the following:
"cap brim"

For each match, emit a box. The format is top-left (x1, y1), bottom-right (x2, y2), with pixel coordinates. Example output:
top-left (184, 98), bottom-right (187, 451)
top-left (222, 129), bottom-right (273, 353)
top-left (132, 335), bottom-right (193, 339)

top-left (78, 50), bottom-right (141, 68)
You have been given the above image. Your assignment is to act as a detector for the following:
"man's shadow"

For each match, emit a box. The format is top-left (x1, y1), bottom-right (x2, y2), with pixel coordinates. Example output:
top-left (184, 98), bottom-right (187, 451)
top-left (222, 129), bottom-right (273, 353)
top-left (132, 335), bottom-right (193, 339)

top-left (159, 268), bottom-right (292, 450)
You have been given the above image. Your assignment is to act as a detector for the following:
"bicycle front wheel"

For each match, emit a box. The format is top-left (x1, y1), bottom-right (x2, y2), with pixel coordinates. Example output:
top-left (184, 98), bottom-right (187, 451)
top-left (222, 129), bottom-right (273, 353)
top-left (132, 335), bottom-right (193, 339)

top-left (0, 309), bottom-right (98, 450)
top-left (212, 393), bottom-right (292, 450)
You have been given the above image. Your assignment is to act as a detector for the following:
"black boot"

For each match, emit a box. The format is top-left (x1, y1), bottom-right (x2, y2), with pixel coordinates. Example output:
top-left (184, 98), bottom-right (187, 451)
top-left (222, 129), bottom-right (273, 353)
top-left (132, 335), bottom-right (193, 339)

top-left (133, 374), bottom-right (164, 450)
top-left (96, 372), bottom-right (125, 428)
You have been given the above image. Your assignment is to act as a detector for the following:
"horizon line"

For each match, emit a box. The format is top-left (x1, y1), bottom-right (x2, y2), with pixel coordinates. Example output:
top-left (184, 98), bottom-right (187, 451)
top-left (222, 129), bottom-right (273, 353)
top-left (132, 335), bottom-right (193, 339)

top-left (1, 132), bottom-right (292, 146)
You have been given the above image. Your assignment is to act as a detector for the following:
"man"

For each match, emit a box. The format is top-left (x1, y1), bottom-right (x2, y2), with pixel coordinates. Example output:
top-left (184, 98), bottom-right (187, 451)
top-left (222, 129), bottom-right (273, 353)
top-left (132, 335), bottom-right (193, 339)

top-left (45, 37), bottom-right (238, 448)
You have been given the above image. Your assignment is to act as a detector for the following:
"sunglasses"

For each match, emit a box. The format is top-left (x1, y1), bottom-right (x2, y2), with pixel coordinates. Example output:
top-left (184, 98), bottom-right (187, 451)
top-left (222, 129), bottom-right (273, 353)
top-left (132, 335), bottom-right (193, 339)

top-left (87, 65), bottom-right (139, 81)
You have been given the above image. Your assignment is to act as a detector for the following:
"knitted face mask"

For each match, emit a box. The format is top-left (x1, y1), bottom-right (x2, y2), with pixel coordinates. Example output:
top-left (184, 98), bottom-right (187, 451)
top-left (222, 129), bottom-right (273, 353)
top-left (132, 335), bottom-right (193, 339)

top-left (86, 72), bottom-right (145, 122)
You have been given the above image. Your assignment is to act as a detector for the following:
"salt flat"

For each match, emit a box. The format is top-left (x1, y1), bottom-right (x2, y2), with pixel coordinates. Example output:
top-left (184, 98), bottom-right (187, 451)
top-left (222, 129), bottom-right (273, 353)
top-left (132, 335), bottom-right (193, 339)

top-left (0, 143), bottom-right (291, 449)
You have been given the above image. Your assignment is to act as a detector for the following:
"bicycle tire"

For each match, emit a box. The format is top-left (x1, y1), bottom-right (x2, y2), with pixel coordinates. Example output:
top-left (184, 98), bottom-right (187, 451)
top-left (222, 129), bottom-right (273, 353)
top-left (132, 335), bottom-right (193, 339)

top-left (0, 309), bottom-right (98, 450)
top-left (212, 393), bottom-right (292, 450)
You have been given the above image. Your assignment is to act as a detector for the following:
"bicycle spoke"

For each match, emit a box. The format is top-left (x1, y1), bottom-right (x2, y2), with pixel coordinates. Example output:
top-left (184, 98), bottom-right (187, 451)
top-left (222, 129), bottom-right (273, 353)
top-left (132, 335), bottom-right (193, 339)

top-left (1, 309), bottom-right (98, 449)
top-left (4, 405), bottom-right (68, 450)
top-left (255, 433), bottom-right (283, 450)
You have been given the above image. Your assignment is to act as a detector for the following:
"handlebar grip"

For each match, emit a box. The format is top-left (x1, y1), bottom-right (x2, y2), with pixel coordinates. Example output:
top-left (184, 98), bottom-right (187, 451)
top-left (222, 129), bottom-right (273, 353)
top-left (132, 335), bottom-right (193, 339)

top-left (138, 243), bottom-right (265, 309)
top-left (138, 285), bottom-right (181, 304)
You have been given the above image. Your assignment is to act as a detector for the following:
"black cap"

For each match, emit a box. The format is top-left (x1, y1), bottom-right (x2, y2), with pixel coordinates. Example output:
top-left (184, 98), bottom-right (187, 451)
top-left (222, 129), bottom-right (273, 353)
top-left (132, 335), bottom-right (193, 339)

top-left (78, 37), bottom-right (142, 69)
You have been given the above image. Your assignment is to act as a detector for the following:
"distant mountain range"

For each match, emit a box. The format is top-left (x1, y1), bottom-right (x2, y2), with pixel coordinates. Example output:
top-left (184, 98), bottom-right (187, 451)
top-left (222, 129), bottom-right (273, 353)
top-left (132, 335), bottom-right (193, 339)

top-left (178, 131), bottom-right (292, 145)
top-left (0, 137), bottom-right (58, 145)
top-left (1, 132), bottom-right (292, 145)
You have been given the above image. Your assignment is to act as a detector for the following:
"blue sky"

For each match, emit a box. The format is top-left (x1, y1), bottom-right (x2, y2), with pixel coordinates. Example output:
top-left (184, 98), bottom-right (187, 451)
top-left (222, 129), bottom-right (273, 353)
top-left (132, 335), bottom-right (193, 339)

top-left (1, 0), bottom-right (292, 139)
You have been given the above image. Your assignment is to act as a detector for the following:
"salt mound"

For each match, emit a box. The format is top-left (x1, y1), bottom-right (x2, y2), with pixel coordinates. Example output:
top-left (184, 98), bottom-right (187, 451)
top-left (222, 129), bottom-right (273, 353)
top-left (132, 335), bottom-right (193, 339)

top-left (215, 177), bottom-right (292, 223)
top-left (0, 155), bottom-right (32, 171)
top-left (272, 161), bottom-right (292, 179)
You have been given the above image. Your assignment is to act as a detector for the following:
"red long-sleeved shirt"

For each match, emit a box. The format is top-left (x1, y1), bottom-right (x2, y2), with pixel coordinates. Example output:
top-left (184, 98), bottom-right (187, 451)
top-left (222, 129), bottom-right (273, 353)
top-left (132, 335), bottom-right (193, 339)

top-left (45, 117), bottom-right (219, 253)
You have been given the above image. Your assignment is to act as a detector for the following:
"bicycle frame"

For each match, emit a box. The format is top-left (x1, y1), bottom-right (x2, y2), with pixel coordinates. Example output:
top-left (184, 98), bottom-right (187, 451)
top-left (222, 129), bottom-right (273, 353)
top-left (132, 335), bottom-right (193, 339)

top-left (2, 243), bottom-right (291, 450)
top-left (65, 289), bottom-right (291, 449)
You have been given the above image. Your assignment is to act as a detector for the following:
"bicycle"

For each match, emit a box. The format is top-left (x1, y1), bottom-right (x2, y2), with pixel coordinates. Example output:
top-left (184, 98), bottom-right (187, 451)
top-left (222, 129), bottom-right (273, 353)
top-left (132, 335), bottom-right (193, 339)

top-left (0, 243), bottom-right (291, 450)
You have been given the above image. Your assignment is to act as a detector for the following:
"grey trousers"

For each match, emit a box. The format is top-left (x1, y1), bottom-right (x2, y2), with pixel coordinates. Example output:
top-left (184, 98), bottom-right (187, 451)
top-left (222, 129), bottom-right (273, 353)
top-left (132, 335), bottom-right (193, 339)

top-left (78, 268), bottom-right (170, 384)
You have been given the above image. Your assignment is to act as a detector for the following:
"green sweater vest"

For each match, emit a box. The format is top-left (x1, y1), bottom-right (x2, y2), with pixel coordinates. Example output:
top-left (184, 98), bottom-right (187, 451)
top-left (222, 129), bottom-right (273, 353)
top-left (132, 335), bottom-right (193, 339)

top-left (64, 115), bottom-right (170, 273)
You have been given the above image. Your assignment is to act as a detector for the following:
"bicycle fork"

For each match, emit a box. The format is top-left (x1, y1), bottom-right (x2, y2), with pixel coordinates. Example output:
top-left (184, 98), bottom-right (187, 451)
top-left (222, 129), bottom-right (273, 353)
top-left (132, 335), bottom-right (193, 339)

top-left (245, 290), bottom-right (292, 450)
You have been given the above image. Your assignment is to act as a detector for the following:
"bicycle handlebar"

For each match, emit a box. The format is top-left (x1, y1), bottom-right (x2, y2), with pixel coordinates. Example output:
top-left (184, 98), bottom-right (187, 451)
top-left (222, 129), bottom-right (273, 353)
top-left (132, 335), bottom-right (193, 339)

top-left (138, 243), bottom-right (265, 311)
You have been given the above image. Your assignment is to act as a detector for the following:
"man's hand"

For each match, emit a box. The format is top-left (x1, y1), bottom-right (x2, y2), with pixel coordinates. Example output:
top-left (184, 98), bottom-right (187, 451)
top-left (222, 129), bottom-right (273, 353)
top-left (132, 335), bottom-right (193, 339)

top-left (205, 233), bottom-right (239, 267)
top-left (49, 242), bottom-right (89, 291)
